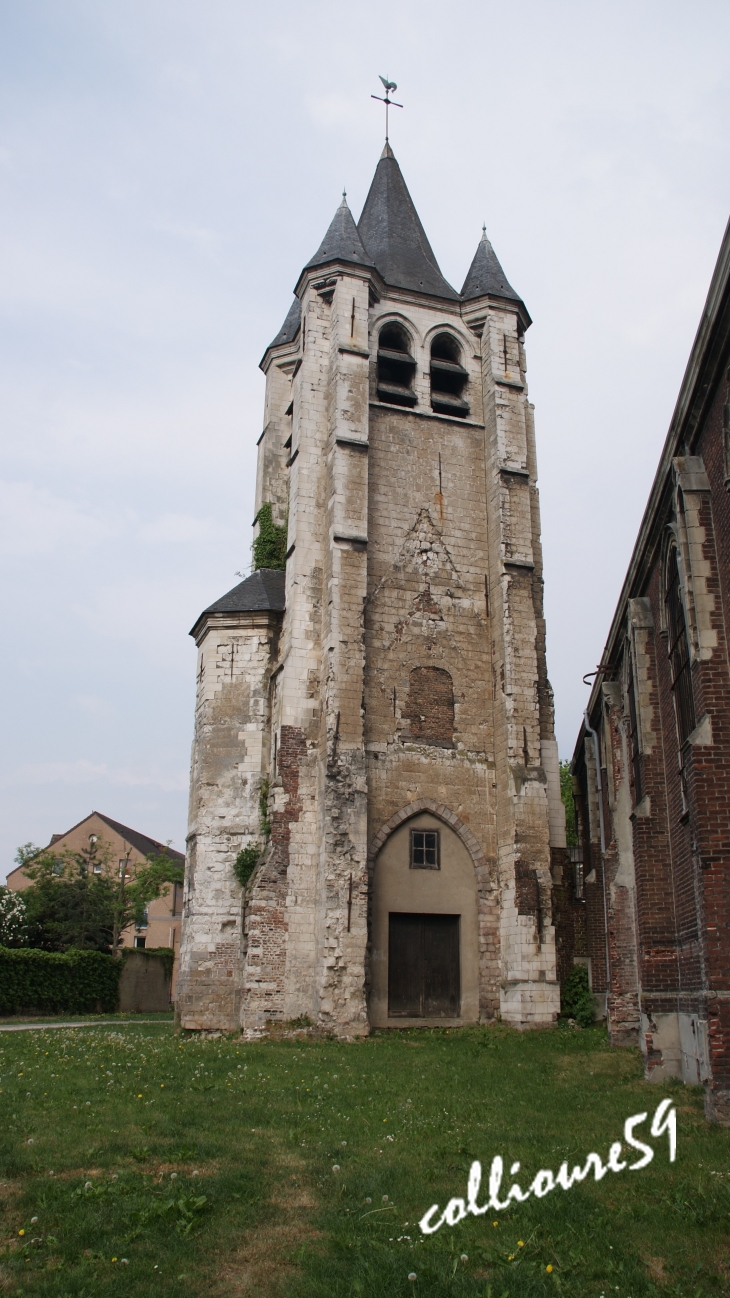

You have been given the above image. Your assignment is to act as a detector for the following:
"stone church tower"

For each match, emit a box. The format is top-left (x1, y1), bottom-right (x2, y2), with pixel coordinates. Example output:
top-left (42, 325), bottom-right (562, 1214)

top-left (176, 144), bottom-right (566, 1034)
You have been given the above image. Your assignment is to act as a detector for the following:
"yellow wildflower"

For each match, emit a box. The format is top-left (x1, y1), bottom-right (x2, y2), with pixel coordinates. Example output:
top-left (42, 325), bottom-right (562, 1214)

top-left (546, 1264), bottom-right (554, 1273)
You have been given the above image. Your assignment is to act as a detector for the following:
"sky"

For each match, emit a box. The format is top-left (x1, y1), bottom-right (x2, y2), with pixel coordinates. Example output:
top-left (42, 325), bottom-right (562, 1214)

top-left (1, 0), bottom-right (729, 879)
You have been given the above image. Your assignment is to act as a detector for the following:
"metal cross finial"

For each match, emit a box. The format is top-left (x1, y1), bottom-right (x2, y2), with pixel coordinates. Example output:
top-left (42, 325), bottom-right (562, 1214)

top-left (371, 75), bottom-right (403, 142)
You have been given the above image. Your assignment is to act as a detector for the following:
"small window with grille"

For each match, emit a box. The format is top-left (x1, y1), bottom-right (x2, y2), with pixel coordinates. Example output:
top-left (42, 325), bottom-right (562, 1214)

top-left (410, 829), bottom-right (440, 869)
top-left (665, 545), bottom-right (695, 744)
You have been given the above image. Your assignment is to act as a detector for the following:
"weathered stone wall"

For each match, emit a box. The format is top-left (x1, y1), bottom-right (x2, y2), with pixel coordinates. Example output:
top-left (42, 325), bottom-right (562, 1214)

top-left (180, 242), bottom-right (562, 1034)
top-left (176, 610), bottom-right (280, 1030)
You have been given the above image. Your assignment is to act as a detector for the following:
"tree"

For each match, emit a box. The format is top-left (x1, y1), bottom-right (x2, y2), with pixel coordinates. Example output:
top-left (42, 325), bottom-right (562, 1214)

top-left (0, 887), bottom-right (28, 947)
top-left (560, 759), bottom-right (578, 847)
top-left (18, 838), bottom-right (183, 954)
top-left (21, 841), bottom-right (115, 952)
top-left (105, 847), bottom-right (184, 953)
top-left (253, 502), bottom-right (287, 570)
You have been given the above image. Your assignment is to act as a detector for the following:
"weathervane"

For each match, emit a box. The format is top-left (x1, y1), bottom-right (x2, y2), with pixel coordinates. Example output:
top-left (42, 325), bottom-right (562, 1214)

top-left (371, 75), bottom-right (403, 142)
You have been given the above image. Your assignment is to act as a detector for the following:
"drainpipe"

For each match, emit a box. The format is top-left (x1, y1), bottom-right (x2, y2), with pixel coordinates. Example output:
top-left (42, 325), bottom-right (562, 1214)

top-left (584, 710), bottom-right (611, 992)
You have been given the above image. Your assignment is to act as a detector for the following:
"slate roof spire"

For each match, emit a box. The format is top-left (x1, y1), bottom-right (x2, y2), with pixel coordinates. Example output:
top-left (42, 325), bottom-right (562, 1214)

top-left (356, 144), bottom-right (459, 301)
top-left (304, 191), bottom-right (374, 273)
top-left (461, 226), bottom-right (528, 317)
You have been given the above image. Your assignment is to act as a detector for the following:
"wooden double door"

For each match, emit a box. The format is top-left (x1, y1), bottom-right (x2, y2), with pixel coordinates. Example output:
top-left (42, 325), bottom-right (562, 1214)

top-left (388, 912), bottom-right (460, 1018)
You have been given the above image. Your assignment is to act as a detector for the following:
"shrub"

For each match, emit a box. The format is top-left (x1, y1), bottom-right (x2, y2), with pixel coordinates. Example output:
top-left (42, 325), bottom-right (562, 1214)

top-left (253, 503), bottom-right (287, 571)
top-left (0, 947), bottom-right (122, 1015)
top-left (233, 844), bottom-right (261, 890)
top-left (560, 963), bottom-right (595, 1027)
top-left (0, 887), bottom-right (28, 947)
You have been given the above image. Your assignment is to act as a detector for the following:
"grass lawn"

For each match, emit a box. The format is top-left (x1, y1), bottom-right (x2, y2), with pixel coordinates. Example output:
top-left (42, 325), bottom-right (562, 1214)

top-left (0, 1021), bottom-right (728, 1297)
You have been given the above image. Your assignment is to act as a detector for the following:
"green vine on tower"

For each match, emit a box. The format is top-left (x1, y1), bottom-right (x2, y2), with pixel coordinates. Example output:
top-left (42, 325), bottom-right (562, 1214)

top-left (253, 503), bottom-right (287, 571)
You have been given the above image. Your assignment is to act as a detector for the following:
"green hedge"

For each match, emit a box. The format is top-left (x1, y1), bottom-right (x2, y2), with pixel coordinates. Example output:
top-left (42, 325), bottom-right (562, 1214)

top-left (0, 947), bottom-right (122, 1015)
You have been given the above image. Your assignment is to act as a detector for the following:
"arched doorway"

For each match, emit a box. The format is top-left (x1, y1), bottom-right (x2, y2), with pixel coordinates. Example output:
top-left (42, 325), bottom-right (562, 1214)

top-left (369, 809), bottom-right (479, 1027)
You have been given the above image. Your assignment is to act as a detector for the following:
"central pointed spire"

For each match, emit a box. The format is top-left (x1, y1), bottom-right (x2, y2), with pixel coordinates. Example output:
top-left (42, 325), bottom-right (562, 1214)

top-left (356, 147), bottom-right (459, 300)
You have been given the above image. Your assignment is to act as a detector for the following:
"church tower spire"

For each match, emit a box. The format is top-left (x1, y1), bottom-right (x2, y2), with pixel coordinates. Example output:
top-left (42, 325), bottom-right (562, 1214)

top-left (177, 144), bottom-right (564, 1037)
top-left (356, 145), bottom-right (459, 299)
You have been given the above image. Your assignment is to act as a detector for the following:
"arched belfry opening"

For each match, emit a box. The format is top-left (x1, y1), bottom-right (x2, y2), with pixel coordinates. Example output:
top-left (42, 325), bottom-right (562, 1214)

top-left (369, 810), bottom-right (479, 1027)
top-left (430, 332), bottom-right (469, 417)
top-left (377, 322), bottom-right (417, 407)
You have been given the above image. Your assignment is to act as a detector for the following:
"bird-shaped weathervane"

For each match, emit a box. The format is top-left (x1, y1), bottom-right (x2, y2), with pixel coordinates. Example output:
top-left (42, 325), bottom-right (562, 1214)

top-left (371, 75), bottom-right (403, 142)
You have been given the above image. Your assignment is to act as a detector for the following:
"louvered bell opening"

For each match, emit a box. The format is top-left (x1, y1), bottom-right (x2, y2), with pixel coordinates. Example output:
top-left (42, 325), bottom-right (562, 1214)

top-left (377, 323), bottom-right (417, 408)
top-left (430, 333), bottom-right (469, 417)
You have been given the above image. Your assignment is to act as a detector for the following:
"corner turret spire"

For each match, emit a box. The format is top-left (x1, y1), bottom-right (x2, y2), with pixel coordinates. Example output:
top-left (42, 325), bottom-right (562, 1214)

top-left (356, 146), bottom-right (459, 300)
top-left (303, 192), bottom-right (373, 274)
top-left (461, 227), bottom-right (529, 323)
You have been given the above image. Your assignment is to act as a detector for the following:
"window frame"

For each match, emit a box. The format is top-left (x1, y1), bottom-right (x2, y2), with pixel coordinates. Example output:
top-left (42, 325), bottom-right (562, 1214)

top-left (409, 828), bottom-right (441, 870)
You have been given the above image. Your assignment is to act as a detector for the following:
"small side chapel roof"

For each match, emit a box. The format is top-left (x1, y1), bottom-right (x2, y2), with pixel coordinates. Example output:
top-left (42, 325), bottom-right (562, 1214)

top-left (191, 568), bottom-right (286, 636)
top-left (356, 143), bottom-right (460, 301)
top-left (265, 296), bottom-right (301, 353)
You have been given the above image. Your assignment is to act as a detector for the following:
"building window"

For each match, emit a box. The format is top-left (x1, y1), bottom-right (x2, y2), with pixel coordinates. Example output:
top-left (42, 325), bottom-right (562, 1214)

top-left (410, 829), bottom-right (440, 869)
top-left (134, 935), bottom-right (146, 949)
top-left (93, 863), bottom-right (102, 875)
top-left (136, 910), bottom-right (148, 931)
top-left (626, 657), bottom-right (643, 804)
top-left (376, 323), bottom-right (416, 407)
top-left (430, 333), bottom-right (469, 418)
top-left (665, 545), bottom-right (695, 744)
top-left (172, 882), bottom-right (183, 915)
top-left (568, 845), bottom-right (584, 900)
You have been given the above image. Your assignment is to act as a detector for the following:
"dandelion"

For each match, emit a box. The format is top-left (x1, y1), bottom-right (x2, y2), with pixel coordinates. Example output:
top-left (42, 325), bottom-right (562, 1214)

top-left (460, 1253), bottom-right (468, 1263)
top-left (170, 1172), bottom-right (178, 1179)
top-left (332, 1165), bottom-right (340, 1173)
top-left (508, 1254), bottom-right (515, 1261)
top-left (382, 1195), bottom-right (389, 1203)
top-left (112, 1257), bottom-right (118, 1263)
top-left (341, 1141), bottom-right (347, 1146)
top-left (18, 1230), bottom-right (24, 1237)
top-left (27, 1138), bottom-right (34, 1145)
top-left (408, 1274), bottom-right (417, 1282)
top-left (546, 1264), bottom-right (554, 1273)
top-left (192, 1170), bottom-right (200, 1177)
top-left (121, 1258), bottom-right (129, 1264)
top-left (30, 1217), bottom-right (38, 1224)
top-left (518, 1240), bottom-right (524, 1247)
top-left (365, 1197), bottom-right (372, 1204)
top-left (492, 1221), bottom-right (498, 1227)
top-left (85, 1181), bottom-right (92, 1190)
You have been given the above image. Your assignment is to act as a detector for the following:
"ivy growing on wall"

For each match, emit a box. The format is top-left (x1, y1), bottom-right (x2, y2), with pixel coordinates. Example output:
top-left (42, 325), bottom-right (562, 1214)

top-left (253, 503), bottom-right (287, 571)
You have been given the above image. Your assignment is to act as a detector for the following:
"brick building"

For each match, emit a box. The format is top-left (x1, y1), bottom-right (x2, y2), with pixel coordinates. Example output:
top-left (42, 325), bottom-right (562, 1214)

top-left (569, 217), bottom-right (730, 1123)
top-left (7, 811), bottom-right (185, 988)
top-left (176, 144), bottom-right (567, 1034)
